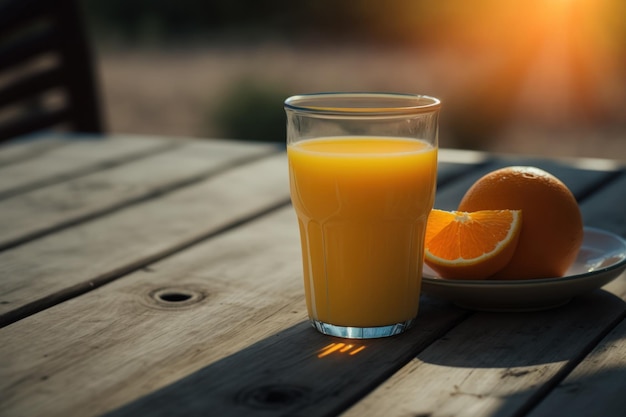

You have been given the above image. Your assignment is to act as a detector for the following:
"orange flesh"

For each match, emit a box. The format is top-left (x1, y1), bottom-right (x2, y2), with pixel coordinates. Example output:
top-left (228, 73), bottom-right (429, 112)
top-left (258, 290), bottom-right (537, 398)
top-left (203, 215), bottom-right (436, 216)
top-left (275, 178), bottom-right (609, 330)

top-left (424, 209), bottom-right (522, 279)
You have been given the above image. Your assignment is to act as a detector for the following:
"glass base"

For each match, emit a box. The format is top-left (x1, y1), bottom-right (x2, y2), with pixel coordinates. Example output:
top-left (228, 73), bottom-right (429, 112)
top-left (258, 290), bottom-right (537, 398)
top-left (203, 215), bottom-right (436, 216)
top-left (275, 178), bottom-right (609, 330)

top-left (311, 318), bottom-right (414, 339)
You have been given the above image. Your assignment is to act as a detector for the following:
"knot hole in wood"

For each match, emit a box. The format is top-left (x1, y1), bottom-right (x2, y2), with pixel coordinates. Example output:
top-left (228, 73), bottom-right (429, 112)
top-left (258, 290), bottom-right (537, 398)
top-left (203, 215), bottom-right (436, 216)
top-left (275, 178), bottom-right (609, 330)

top-left (149, 287), bottom-right (205, 309)
top-left (236, 384), bottom-right (311, 410)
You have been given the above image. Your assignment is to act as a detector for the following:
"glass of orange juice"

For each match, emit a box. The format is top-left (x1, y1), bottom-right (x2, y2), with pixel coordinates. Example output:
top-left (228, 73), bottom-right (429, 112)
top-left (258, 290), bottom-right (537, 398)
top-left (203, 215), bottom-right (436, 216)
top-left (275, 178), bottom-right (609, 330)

top-left (285, 92), bottom-right (440, 338)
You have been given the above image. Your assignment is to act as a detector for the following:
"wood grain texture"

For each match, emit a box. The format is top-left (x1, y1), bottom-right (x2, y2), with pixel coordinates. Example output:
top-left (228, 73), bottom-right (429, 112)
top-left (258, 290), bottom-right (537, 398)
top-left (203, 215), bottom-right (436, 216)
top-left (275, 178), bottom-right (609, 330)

top-left (527, 317), bottom-right (626, 417)
top-left (0, 134), bottom-right (69, 167)
top-left (0, 137), bottom-right (277, 249)
top-left (105, 300), bottom-right (467, 417)
top-left (0, 152), bottom-right (289, 325)
top-left (1, 140), bottom-right (625, 417)
top-left (0, 134), bottom-right (179, 198)
top-left (342, 287), bottom-right (626, 417)
top-left (0, 204), bottom-right (468, 417)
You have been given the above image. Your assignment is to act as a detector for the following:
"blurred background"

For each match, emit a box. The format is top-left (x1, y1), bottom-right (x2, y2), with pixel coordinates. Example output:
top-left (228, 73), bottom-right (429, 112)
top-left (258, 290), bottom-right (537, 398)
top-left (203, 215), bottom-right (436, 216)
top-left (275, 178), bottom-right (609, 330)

top-left (83, 0), bottom-right (625, 159)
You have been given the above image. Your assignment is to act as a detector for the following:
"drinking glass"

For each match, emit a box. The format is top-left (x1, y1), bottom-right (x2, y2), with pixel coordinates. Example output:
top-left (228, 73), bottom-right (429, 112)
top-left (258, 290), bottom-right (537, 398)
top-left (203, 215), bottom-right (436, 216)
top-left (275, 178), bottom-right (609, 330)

top-left (285, 92), bottom-right (440, 338)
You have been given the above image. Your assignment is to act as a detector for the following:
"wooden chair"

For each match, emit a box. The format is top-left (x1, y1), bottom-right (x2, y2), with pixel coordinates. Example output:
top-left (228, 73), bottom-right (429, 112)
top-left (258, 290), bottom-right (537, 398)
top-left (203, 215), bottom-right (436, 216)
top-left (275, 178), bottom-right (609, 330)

top-left (0, 0), bottom-right (104, 143)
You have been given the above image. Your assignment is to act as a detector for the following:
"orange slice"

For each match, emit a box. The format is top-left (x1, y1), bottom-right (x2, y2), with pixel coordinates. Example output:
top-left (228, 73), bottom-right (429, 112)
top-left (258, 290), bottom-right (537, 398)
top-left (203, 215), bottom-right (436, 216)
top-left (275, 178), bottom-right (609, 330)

top-left (424, 209), bottom-right (522, 280)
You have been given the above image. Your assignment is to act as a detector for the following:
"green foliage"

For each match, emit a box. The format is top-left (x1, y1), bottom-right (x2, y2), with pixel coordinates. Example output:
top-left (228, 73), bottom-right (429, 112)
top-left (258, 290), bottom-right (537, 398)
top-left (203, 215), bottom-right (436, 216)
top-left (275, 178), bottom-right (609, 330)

top-left (209, 78), bottom-right (289, 143)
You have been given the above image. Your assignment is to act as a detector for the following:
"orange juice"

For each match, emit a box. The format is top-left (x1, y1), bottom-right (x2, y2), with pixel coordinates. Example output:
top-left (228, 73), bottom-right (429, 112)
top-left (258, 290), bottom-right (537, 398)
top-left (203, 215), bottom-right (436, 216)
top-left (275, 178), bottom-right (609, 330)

top-left (288, 136), bottom-right (437, 328)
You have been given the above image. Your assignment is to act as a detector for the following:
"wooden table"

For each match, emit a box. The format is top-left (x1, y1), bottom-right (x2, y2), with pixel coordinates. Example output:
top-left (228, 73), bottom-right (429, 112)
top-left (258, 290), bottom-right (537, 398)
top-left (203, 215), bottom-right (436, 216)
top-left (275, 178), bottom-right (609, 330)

top-left (1, 133), bottom-right (625, 417)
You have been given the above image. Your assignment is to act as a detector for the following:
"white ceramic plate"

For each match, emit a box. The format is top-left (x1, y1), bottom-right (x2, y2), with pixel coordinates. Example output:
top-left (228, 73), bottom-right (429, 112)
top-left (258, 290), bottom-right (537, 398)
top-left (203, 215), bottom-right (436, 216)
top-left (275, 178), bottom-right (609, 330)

top-left (421, 227), bottom-right (626, 312)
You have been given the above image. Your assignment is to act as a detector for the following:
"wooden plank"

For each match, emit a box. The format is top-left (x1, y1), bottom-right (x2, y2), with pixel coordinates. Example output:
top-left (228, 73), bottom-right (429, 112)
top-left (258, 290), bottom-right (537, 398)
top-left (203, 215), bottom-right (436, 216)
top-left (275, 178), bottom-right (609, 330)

top-left (0, 204), bottom-right (469, 417)
top-left (0, 150), bottom-right (474, 323)
top-left (3, 198), bottom-right (623, 417)
top-left (341, 279), bottom-right (626, 417)
top-left (0, 134), bottom-right (181, 198)
top-left (4, 157), bottom-right (622, 417)
top-left (1, 147), bottom-right (623, 417)
top-left (526, 317), bottom-right (626, 417)
top-left (580, 171), bottom-right (626, 238)
top-left (0, 152), bottom-right (289, 325)
top-left (0, 138), bottom-right (277, 249)
top-left (0, 134), bottom-right (69, 167)
top-left (105, 300), bottom-right (468, 417)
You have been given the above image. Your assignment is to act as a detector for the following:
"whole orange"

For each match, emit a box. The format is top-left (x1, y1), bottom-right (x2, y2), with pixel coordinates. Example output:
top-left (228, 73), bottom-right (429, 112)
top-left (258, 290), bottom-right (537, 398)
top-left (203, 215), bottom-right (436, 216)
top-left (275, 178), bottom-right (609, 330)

top-left (457, 166), bottom-right (583, 280)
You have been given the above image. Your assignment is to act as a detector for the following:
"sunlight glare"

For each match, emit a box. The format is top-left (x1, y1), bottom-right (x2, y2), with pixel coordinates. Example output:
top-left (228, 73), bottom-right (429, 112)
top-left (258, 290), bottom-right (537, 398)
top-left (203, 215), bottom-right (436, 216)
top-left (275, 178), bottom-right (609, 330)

top-left (317, 342), bottom-right (366, 358)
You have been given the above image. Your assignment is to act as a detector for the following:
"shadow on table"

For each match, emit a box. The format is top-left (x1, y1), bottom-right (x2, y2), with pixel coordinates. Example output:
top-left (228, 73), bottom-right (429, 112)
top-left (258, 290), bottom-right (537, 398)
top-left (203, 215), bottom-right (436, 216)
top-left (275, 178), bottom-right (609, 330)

top-left (103, 291), bottom-right (624, 417)
top-left (492, 293), bottom-right (626, 417)
top-left (104, 296), bottom-right (467, 417)
top-left (491, 366), bottom-right (626, 417)
top-left (415, 289), bottom-right (626, 369)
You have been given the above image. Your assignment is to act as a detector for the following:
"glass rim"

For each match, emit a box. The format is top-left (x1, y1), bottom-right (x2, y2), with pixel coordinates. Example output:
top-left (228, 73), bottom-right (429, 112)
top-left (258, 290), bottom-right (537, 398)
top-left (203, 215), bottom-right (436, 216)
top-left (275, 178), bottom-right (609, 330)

top-left (284, 92), bottom-right (441, 116)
